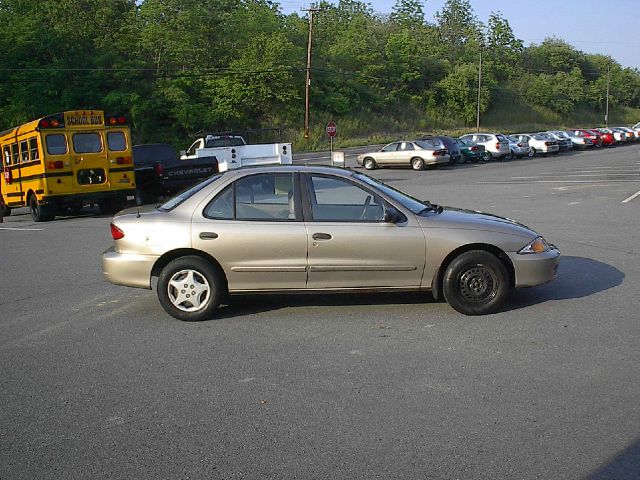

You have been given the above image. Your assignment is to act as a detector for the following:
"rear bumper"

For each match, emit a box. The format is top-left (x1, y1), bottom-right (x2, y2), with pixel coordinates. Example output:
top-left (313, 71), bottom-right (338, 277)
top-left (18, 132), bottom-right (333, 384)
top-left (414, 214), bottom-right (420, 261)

top-left (508, 248), bottom-right (561, 288)
top-left (44, 190), bottom-right (134, 207)
top-left (102, 247), bottom-right (157, 289)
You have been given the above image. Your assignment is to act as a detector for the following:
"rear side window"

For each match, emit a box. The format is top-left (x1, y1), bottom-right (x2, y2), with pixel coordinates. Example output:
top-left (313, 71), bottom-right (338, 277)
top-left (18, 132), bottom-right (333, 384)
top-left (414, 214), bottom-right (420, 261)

top-left (29, 138), bottom-right (39, 160)
top-left (73, 133), bottom-right (102, 153)
top-left (107, 132), bottom-right (126, 152)
top-left (46, 134), bottom-right (67, 155)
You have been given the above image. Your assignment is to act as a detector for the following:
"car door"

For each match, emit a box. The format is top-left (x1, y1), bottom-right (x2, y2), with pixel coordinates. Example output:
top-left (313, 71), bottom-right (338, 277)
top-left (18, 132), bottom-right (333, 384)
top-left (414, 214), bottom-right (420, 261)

top-left (374, 142), bottom-right (400, 166)
top-left (391, 142), bottom-right (414, 165)
top-left (302, 173), bottom-right (426, 289)
top-left (191, 172), bottom-right (308, 291)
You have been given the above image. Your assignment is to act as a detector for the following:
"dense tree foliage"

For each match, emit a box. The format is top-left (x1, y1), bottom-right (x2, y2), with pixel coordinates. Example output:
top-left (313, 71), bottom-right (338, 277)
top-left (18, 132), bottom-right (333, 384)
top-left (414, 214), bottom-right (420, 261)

top-left (1, 0), bottom-right (639, 146)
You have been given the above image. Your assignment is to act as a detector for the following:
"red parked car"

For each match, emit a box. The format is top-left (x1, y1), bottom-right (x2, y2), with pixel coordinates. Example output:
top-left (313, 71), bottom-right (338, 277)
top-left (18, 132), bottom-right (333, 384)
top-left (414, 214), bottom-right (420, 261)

top-left (594, 128), bottom-right (616, 147)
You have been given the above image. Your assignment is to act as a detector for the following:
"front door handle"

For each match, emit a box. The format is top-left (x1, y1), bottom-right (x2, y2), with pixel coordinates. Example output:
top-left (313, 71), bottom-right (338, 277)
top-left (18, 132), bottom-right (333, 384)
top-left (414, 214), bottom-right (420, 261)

top-left (199, 232), bottom-right (218, 240)
top-left (312, 233), bottom-right (332, 240)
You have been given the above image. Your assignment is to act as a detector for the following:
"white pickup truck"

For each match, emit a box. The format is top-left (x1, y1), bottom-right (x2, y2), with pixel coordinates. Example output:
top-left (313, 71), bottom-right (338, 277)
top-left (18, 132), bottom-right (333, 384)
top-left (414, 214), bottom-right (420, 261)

top-left (180, 134), bottom-right (293, 172)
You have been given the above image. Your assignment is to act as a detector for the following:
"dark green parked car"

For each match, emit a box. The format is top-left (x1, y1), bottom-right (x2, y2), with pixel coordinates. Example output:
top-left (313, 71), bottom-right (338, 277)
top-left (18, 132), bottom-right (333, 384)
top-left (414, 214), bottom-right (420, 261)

top-left (455, 138), bottom-right (490, 163)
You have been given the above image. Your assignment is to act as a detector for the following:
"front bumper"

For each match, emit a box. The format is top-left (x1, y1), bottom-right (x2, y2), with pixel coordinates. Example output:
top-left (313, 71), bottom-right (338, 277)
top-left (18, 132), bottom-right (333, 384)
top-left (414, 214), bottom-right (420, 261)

top-left (102, 247), bottom-right (157, 289)
top-left (508, 247), bottom-right (560, 288)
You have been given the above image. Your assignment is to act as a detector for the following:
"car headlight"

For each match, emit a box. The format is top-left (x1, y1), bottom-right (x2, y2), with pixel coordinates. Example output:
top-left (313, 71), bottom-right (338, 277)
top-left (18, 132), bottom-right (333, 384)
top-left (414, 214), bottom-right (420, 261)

top-left (518, 236), bottom-right (550, 254)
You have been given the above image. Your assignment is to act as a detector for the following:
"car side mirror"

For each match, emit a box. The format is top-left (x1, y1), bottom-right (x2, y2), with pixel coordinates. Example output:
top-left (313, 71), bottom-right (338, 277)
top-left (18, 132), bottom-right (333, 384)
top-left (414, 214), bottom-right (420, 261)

top-left (384, 206), bottom-right (405, 224)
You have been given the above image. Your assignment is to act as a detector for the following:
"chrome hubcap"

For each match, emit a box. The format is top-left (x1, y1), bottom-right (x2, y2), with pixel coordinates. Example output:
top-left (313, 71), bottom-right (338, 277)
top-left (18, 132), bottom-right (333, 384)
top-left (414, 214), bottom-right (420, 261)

top-left (167, 269), bottom-right (211, 312)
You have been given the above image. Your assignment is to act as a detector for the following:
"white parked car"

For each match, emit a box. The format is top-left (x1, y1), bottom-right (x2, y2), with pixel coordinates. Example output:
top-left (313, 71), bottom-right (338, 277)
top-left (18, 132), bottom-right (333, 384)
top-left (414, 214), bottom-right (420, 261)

top-left (459, 133), bottom-right (510, 160)
top-left (512, 134), bottom-right (560, 156)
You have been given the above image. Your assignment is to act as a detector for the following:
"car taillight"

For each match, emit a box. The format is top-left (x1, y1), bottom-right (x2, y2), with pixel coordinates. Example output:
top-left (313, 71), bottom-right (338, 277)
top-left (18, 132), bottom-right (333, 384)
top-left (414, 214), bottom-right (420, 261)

top-left (110, 223), bottom-right (125, 240)
top-left (517, 143), bottom-right (523, 147)
top-left (496, 142), bottom-right (500, 150)
top-left (154, 163), bottom-right (164, 176)
top-left (545, 141), bottom-right (552, 146)
top-left (471, 146), bottom-right (479, 151)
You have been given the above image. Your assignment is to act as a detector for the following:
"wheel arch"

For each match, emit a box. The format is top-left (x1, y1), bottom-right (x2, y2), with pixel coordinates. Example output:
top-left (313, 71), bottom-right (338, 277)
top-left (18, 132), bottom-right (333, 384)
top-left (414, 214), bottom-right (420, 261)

top-left (431, 243), bottom-right (515, 301)
top-left (151, 248), bottom-right (229, 293)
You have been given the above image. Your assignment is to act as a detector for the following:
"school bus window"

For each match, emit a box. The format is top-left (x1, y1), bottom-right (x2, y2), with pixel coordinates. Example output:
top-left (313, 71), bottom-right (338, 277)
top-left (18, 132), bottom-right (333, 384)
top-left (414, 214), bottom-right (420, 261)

top-left (73, 133), bottom-right (102, 154)
top-left (107, 131), bottom-right (126, 152)
top-left (11, 143), bottom-right (19, 164)
top-left (20, 140), bottom-right (29, 162)
top-left (46, 134), bottom-right (67, 155)
top-left (3, 146), bottom-right (10, 166)
top-left (29, 138), bottom-right (39, 160)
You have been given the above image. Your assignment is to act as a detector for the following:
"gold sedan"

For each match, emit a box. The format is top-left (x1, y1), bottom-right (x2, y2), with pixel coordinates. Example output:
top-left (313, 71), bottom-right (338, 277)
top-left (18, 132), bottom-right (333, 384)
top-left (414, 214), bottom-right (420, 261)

top-left (356, 140), bottom-right (450, 170)
top-left (102, 165), bottom-right (560, 321)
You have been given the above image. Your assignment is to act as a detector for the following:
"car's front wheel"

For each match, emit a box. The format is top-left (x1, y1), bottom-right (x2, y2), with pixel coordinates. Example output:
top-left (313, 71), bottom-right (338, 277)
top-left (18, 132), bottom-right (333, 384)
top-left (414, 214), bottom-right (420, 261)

top-left (363, 157), bottom-right (376, 170)
top-left (442, 250), bottom-right (509, 315)
top-left (157, 256), bottom-right (224, 321)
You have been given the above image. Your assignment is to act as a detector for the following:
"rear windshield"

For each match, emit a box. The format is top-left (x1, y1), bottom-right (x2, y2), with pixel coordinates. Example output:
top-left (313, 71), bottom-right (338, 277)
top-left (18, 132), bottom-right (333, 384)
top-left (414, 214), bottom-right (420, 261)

top-left (204, 137), bottom-right (246, 148)
top-left (496, 135), bottom-right (507, 141)
top-left (73, 133), bottom-right (102, 153)
top-left (158, 173), bottom-right (225, 211)
top-left (415, 140), bottom-right (436, 149)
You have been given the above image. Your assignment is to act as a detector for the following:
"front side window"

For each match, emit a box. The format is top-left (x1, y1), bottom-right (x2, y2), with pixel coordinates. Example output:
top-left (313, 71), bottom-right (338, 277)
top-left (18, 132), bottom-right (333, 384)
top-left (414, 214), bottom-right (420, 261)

top-left (308, 175), bottom-right (385, 222)
top-left (72, 133), bottom-right (102, 153)
top-left (381, 143), bottom-right (399, 152)
top-left (107, 132), bottom-right (126, 152)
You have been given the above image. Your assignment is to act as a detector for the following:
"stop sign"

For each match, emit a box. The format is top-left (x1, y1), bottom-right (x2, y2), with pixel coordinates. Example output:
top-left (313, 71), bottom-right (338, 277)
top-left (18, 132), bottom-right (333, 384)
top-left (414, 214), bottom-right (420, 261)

top-left (326, 121), bottom-right (337, 137)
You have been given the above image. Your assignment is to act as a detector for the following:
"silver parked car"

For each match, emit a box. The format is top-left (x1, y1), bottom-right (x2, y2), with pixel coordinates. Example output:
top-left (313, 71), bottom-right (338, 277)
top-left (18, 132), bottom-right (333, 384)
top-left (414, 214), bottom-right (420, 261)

top-left (459, 133), bottom-right (510, 160)
top-left (505, 135), bottom-right (530, 158)
top-left (356, 140), bottom-right (450, 171)
top-left (544, 131), bottom-right (573, 151)
top-left (102, 166), bottom-right (560, 320)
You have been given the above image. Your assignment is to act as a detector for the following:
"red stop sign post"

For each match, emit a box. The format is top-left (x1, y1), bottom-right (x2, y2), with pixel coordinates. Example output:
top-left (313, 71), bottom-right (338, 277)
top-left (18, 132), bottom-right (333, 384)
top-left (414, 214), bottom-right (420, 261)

top-left (326, 121), bottom-right (337, 165)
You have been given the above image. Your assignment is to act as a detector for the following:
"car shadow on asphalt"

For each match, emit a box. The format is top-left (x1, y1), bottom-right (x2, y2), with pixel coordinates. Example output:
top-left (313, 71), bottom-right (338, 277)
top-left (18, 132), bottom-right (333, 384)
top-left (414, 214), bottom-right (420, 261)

top-left (504, 255), bottom-right (624, 311)
top-left (585, 435), bottom-right (640, 480)
top-left (215, 291), bottom-right (436, 320)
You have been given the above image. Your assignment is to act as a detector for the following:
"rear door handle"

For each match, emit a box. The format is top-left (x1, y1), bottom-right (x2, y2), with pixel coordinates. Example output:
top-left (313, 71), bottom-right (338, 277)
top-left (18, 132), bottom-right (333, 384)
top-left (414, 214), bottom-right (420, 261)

top-left (312, 233), bottom-right (332, 240)
top-left (199, 232), bottom-right (218, 240)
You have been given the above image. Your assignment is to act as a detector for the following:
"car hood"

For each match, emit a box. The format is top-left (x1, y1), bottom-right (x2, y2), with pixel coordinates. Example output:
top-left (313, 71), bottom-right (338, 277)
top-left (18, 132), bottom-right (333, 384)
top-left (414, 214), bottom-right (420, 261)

top-left (417, 207), bottom-right (537, 239)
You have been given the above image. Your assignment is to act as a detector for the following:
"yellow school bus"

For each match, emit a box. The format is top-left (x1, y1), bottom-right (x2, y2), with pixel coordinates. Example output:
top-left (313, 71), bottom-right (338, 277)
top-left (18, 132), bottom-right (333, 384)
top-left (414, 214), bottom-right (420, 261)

top-left (0, 110), bottom-right (135, 221)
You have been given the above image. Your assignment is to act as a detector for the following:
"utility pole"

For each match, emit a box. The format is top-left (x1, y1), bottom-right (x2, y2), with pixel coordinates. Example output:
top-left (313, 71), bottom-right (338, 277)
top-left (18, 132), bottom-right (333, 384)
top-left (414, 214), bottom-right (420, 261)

top-left (303, 5), bottom-right (320, 140)
top-left (476, 45), bottom-right (482, 133)
top-left (605, 62), bottom-right (610, 126)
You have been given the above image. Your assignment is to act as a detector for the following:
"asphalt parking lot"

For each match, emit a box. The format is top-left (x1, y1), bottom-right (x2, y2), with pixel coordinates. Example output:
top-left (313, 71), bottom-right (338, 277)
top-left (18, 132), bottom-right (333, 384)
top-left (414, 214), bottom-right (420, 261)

top-left (1, 145), bottom-right (639, 479)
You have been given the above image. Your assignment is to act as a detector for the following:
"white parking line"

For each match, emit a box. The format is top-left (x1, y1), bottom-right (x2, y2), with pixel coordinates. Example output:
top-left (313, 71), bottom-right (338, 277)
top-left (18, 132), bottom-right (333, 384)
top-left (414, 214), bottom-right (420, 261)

top-left (0, 226), bottom-right (43, 231)
top-left (621, 190), bottom-right (640, 204)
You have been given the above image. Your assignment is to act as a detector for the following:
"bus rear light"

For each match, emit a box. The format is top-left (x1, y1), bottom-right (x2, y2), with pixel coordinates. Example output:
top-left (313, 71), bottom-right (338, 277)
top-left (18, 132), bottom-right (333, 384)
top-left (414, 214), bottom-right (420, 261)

top-left (117, 116), bottom-right (126, 125)
top-left (47, 161), bottom-right (64, 169)
top-left (116, 156), bottom-right (132, 165)
top-left (110, 223), bottom-right (125, 240)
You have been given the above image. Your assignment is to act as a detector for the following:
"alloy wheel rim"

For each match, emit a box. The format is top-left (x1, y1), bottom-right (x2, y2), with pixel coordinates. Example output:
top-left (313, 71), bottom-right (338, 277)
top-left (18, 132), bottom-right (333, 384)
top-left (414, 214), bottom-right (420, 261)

top-left (167, 269), bottom-right (211, 312)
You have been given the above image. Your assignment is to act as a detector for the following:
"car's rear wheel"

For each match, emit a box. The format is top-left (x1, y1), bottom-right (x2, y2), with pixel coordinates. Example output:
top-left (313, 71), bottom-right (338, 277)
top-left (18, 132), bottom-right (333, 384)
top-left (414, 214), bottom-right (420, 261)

top-left (411, 157), bottom-right (424, 171)
top-left (528, 147), bottom-right (536, 157)
top-left (481, 151), bottom-right (491, 162)
top-left (363, 157), bottom-right (376, 170)
top-left (442, 250), bottom-right (509, 315)
top-left (157, 256), bottom-right (223, 321)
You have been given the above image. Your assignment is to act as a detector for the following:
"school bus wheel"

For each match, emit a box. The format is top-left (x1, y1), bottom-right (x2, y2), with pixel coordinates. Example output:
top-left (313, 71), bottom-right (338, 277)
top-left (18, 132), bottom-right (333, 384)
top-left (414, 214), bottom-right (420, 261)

top-left (28, 194), bottom-right (54, 222)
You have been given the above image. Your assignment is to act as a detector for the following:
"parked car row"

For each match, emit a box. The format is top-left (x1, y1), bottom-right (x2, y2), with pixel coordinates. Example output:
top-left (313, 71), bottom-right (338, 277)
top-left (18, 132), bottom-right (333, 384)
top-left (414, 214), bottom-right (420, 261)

top-left (356, 124), bottom-right (640, 170)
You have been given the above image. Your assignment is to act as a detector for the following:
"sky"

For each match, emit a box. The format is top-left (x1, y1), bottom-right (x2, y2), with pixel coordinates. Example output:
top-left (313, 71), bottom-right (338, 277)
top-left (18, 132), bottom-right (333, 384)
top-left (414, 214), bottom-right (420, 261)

top-left (280, 0), bottom-right (639, 69)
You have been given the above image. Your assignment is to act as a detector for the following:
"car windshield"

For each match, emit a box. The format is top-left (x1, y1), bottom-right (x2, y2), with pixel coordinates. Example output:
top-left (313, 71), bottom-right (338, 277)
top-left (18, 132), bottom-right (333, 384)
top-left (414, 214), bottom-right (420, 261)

top-left (354, 172), bottom-right (429, 214)
top-left (158, 173), bottom-right (225, 211)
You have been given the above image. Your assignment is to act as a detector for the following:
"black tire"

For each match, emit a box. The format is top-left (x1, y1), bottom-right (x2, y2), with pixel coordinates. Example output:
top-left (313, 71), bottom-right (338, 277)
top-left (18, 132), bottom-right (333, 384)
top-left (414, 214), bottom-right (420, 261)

top-left (29, 194), bottom-right (53, 222)
top-left (528, 147), bottom-right (536, 158)
top-left (1, 203), bottom-right (10, 217)
top-left (481, 151), bottom-right (491, 162)
top-left (411, 157), bottom-right (424, 171)
top-left (157, 256), bottom-right (224, 321)
top-left (363, 157), bottom-right (376, 170)
top-left (442, 250), bottom-right (509, 315)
